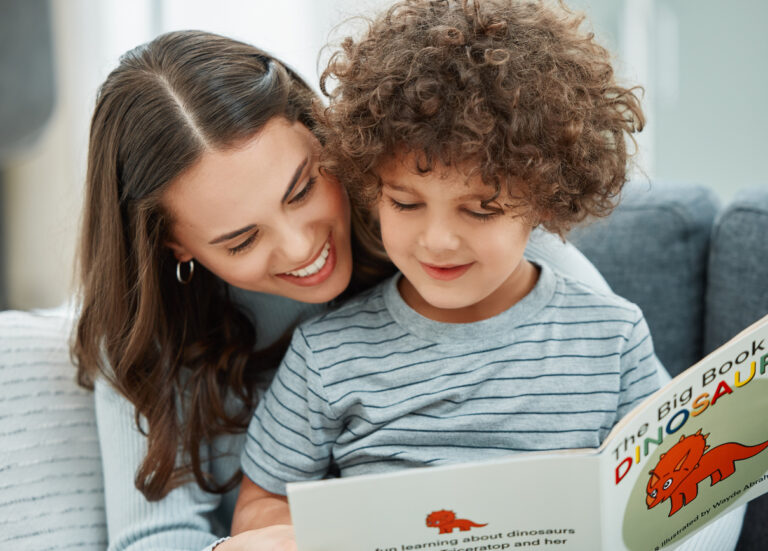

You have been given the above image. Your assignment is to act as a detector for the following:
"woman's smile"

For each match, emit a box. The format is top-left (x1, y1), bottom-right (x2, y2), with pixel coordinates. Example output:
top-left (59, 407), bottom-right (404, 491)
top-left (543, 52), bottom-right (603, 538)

top-left (277, 234), bottom-right (336, 286)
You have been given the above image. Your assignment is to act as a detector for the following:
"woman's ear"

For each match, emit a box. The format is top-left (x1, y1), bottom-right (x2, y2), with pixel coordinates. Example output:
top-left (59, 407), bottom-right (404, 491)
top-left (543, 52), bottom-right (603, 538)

top-left (165, 240), bottom-right (194, 263)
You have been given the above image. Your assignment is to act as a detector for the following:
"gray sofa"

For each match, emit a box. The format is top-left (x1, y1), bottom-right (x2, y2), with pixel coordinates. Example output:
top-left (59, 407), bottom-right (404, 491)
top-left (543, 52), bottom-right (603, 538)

top-left (1, 181), bottom-right (766, 550)
top-left (570, 181), bottom-right (768, 550)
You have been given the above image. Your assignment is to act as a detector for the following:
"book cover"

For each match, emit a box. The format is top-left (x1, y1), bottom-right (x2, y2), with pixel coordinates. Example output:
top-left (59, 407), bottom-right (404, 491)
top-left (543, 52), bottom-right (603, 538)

top-left (601, 314), bottom-right (768, 550)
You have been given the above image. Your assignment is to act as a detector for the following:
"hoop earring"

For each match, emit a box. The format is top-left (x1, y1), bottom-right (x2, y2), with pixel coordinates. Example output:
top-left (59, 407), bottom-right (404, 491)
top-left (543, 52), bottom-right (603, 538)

top-left (176, 259), bottom-right (195, 284)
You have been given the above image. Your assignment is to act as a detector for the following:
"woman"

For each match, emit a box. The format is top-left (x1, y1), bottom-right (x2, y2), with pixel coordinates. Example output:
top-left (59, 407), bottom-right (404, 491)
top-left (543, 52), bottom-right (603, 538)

top-left (74, 30), bottom-right (613, 551)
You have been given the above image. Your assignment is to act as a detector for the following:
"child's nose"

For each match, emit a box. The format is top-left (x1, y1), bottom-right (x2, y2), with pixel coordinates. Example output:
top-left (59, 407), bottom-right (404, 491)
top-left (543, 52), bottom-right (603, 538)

top-left (418, 216), bottom-right (461, 252)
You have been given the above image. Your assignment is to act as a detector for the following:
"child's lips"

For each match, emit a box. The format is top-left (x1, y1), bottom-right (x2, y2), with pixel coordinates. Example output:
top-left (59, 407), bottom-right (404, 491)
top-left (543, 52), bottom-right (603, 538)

top-left (420, 262), bottom-right (474, 281)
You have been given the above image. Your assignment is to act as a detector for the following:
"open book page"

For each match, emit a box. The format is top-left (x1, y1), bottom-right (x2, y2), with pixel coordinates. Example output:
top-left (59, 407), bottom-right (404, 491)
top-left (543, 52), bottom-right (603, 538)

top-left (599, 314), bottom-right (768, 550)
top-left (289, 451), bottom-right (601, 551)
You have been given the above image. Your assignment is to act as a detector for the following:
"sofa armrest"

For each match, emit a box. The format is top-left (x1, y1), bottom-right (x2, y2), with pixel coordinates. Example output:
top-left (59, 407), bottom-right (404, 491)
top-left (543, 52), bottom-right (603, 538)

top-left (0, 307), bottom-right (107, 549)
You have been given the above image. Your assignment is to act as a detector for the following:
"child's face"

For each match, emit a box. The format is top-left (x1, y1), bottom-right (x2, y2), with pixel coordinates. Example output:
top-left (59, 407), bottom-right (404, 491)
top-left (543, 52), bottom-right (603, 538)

top-left (376, 152), bottom-right (537, 323)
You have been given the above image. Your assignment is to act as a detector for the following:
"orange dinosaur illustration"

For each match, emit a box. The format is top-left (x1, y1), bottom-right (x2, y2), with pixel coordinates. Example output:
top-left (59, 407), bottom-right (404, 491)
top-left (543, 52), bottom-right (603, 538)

top-left (645, 429), bottom-right (768, 516)
top-left (426, 510), bottom-right (487, 533)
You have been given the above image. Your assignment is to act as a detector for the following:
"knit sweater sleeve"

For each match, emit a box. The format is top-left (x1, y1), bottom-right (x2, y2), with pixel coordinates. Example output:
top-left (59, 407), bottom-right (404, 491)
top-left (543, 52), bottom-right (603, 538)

top-left (94, 378), bottom-right (227, 551)
top-left (93, 293), bottom-right (325, 550)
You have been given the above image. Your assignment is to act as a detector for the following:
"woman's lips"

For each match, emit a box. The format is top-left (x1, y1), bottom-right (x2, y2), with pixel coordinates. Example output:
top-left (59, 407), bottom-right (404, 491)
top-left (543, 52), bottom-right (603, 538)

top-left (420, 262), bottom-right (473, 281)
top-left (277, 235), bottom-right (337, 287)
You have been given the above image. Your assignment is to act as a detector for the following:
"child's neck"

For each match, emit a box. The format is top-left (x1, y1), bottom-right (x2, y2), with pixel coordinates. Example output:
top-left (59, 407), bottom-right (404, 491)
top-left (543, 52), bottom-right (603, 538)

top-left (397, 260), bottom-right (540, 324)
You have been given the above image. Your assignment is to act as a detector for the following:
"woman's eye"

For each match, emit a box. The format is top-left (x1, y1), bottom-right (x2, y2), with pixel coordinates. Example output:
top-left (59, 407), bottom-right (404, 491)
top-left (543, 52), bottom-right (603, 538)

top-left (227, 233), bottom-right (258, 255)
top-left (290, 176), bottom-right (317, 204)
top-left (389, 198), bottom-right (420, 211)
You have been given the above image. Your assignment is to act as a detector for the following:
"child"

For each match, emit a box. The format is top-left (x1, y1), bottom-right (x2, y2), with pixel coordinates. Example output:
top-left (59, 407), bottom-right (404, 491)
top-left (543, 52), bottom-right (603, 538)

top-left (231, 0), bottom-right (659, 539)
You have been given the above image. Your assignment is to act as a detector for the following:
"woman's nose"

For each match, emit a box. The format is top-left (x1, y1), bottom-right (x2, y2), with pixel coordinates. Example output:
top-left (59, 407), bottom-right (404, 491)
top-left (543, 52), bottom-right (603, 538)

top-left (276, 223), bottom-right (315, 265)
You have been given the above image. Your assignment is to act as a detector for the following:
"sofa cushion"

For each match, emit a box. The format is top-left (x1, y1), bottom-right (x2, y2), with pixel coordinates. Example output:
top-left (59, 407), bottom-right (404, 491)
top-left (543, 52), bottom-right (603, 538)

top-left (705, 186), bottom-right (768, 352)
top-left (570, 181), bottom-right (720, 377)
top-left (0, 307), bottom-right (107, 550)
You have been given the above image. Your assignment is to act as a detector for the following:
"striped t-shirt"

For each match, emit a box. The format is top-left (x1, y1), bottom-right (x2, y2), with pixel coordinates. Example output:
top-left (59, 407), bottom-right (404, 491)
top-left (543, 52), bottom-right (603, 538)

top-left (241, 264), bottom-right (662, 495)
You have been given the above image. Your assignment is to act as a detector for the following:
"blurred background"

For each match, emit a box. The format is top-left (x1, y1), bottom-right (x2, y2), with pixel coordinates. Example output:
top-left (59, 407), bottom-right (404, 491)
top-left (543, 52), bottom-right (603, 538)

top-left (1, 0), bottom-right (766, 311)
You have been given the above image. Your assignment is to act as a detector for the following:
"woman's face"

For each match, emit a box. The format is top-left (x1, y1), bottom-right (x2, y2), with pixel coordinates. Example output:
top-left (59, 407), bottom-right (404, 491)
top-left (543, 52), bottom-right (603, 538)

top-left (162, 117), bottom-right (353, 303)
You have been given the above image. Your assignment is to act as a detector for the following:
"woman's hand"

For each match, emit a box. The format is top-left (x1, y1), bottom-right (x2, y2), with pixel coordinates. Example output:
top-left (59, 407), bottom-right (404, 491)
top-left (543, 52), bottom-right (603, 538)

top-left (215, 525), bottom-right (297, 551)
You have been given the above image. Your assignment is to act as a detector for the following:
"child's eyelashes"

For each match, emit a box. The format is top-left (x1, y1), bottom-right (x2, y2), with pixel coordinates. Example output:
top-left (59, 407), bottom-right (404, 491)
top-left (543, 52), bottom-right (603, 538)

top-left (465, 209), bottom-right (500, 222)
top-left (388, 196), bottom-right (500, 221)
top-left (389, 198), bottom-right (420, 211)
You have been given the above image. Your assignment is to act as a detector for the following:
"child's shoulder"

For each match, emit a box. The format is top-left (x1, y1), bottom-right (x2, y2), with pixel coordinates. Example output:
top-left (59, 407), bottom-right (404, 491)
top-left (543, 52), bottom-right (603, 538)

top-left (549, 268), bottom-right (644, 324)
top-left (296, 277), bottom-right (392, 335)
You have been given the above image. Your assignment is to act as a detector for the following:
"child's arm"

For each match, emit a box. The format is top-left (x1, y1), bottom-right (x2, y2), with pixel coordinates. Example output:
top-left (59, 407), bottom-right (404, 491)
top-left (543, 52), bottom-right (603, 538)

top-left (214, 526), bottom-right (297, 551)
top-left (617, 311), bottom-right (663, 419)
top-left (232, 475), bottom-right (292, 534)
top-left (233, 326), bottom-right (339, 547)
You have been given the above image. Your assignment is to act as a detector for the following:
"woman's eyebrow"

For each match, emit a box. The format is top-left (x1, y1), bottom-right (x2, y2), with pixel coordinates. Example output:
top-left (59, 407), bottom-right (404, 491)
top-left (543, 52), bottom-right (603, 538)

top-left (281, 157), bottom-right (309, 202)
top-left (208, 224), bottom-right (257, 245)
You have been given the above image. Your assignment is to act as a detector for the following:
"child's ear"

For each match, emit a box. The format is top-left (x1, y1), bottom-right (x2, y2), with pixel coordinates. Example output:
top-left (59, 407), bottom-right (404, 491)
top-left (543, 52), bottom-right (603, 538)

top-left (165, 240), bottom-right (194, 263)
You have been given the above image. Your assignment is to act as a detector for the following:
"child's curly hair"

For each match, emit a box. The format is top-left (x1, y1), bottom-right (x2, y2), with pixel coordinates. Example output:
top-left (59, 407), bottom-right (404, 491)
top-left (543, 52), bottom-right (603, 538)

top-left (318, 0), bottom-right (645, 236)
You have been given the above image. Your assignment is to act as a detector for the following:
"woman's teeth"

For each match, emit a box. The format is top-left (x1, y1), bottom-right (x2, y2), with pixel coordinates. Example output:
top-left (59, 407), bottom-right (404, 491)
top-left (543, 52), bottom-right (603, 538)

top-left (286, 240), bottom-right (331, 277)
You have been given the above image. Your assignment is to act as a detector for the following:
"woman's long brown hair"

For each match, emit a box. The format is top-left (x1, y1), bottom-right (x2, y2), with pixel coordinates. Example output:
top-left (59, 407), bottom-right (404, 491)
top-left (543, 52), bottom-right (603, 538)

top-left (73, 30), bottom-right (350, 500)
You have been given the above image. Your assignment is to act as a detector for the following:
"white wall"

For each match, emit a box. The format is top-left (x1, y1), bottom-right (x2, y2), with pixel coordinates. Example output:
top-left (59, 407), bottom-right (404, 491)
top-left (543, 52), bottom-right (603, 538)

top-left (3, 0), bottom-right (767, 309)
top-left (2, 0), bottom-right (390, 310)
top-left (570, 0), bottom-right (768, 199)
top-left (4, 1), bottom-right (105, 310)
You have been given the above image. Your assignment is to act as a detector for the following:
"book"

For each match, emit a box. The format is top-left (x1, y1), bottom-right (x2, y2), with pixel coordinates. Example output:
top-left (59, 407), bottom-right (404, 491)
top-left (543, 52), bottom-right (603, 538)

top-left (287, 313), bottom-right (768, 551)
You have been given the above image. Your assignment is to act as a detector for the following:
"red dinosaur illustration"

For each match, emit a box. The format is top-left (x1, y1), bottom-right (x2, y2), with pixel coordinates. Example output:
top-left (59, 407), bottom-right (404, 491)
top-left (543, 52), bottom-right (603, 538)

top-left (645, 429), bottom-right (768, 516)
top-left (426, 510), bottom-right (487, 533)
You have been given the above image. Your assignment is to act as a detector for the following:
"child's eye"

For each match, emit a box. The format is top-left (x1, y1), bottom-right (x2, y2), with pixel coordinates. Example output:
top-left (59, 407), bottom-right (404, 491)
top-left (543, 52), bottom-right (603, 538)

top-left (290, 176), bottom-right (317, 205)
top-left (465, 209), bottom-right (500, 221)
top-left (227, 232), bottom-right (258, 255)
top-left (389, 198), bottom-right (420, 211)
